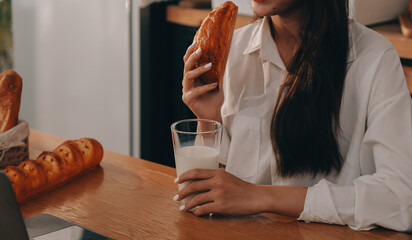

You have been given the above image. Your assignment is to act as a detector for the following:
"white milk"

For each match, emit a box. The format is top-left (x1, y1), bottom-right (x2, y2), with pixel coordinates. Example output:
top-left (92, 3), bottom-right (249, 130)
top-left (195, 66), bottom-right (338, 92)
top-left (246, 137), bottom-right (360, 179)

top-left (174, 146), bottom-right (219, 204)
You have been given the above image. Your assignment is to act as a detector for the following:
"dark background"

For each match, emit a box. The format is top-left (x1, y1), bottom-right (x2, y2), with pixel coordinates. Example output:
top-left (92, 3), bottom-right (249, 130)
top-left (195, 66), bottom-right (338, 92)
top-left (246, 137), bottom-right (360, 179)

top-left (140, 2), bottom-right (197, 167)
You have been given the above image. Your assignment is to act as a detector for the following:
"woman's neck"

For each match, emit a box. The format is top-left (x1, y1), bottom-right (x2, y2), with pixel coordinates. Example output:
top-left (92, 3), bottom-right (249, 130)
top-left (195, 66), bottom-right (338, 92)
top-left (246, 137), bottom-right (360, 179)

top-left (270, 13), bottom-right (302, 66)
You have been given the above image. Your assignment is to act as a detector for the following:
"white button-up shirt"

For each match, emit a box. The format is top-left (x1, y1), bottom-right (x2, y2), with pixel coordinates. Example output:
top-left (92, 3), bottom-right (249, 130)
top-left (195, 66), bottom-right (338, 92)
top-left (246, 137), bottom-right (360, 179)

top-left (219, 17), bottom-right (412, 231)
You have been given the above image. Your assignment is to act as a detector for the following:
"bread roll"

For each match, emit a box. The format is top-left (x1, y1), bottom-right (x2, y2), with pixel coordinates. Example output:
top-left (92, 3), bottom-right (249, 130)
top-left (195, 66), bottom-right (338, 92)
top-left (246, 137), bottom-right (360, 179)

top-left (1, 137), bottom-right (104, 203)
top-left (0, 70), bottom-right (23, 133)
top-left (193, 1), bottom-right (238, 88)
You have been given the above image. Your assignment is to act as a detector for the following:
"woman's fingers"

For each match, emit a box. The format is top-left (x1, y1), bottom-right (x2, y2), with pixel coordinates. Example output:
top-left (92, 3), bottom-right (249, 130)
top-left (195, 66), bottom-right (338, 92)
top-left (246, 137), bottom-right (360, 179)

top-left (182, 63), bottom-right (213, 92)
top-left (182, 191), bottom-right (224, 216)
top-left (182, 191), bottom-right (214, 212)
top-left (182, 46), bottom-right (212, 93)
top-left (182, 82), bottom-right (217, 105)
top-left (183, 47), bottom-right (203, 74)
top-left (177, 169), bottom-right (221, 184)
top-left (177, 177), bottom-right (213, 202)
top-left (193, 202), bottom-right (217, 216)
top-left (174, 169), bottom-right (264, 216)
top-left (183, 42), bottom-right (196, 63)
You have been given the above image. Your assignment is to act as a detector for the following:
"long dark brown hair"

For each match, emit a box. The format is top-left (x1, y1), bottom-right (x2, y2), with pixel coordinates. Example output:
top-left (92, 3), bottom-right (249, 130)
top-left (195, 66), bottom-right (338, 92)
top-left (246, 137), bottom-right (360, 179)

top-left (271, 0), bottom-right (349, 178)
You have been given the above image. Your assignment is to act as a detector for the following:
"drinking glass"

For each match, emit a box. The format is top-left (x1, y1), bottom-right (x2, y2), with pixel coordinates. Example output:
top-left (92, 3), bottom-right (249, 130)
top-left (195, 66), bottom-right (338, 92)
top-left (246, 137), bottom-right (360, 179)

top-left (171, 119), bottom-right (222, 204)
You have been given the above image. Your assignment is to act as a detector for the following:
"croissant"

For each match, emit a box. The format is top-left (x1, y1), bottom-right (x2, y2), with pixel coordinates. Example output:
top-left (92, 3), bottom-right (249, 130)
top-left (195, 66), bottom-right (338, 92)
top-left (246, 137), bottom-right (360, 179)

top-left (193, 1), bottom-right (238, 88)
top-left (2, 137), bottom-right (103, 203)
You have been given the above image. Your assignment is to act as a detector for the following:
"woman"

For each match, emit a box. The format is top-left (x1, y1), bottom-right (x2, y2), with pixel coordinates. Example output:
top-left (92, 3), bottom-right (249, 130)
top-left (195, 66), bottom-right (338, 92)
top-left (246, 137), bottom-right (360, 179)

top-left (177, 0), bottom-right (412, 232)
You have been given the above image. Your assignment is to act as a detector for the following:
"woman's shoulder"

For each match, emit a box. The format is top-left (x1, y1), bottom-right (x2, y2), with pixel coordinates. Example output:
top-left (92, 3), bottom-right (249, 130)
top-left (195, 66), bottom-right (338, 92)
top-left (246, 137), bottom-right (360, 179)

top-left (345, 20), bottom-right (407, 109)
top-left (233, 18), bottom-right (263, 38)
top-left (230, 18), bottom-right (263, 53)
top-left (349, 20), bottom-right (395, 59)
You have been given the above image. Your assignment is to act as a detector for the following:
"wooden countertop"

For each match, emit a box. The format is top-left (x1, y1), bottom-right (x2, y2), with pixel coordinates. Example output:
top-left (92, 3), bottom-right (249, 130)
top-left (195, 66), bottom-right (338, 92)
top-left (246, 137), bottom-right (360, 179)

top-left (20, 130), bottom-right (412, 239)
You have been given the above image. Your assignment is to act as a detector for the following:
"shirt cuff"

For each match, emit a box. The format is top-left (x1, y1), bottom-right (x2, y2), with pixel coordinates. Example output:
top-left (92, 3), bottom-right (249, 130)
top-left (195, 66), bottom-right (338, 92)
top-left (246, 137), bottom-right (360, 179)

top-left (298, 179), bottom-right (367, 229)
top-left (218, 125), bottom-right (230, 166)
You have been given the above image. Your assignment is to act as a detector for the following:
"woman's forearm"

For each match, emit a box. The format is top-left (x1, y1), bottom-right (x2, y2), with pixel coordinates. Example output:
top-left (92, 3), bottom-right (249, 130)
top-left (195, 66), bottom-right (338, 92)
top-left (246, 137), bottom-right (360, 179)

top-left (256, 185), bottom-right (308, 218)
top-left (176, 169), bottom-right (307, 217)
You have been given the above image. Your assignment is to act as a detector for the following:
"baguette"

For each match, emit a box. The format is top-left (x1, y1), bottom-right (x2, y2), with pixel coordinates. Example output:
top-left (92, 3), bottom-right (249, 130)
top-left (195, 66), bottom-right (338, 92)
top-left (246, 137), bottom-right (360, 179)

top-left (2, 138), bottom-right (104, 203)
top-left (0, 70), bottom-right (23, 133)
top-left (193, 1), bottom-right (238, 88)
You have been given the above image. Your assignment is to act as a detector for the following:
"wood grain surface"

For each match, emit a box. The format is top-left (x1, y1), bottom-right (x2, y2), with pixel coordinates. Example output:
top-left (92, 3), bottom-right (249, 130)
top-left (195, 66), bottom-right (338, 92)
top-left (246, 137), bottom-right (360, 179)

top-left (20, 130), bottom-right (412, 240)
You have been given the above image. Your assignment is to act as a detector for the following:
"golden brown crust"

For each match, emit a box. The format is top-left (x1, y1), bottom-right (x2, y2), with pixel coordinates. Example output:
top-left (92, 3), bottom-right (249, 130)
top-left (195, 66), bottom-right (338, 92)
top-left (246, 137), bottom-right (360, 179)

top-left (0, 70), bottom-right (23, 133)
top-left (409, 0), bottom-right (412, 14)
top-left (73, 138), bottom-right (104, 169)
top-left (36, 151), bottom-right (64, 184)
top-left (53, 140), bottom-right (85, 178)
top-left (1, 138), bottom-right (104, 203)
top-left (17, 159), bottom-right (48, 191)
top-left (193, 1), bottom-right (238, 88)
top-left (2, 165), bottom-right (28, 202)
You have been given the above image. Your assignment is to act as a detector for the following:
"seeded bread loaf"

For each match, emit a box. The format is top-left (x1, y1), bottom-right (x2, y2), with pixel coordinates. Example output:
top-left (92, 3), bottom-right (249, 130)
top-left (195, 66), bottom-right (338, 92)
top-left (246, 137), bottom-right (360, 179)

top-left (2, 138), bottom-right (103, 203)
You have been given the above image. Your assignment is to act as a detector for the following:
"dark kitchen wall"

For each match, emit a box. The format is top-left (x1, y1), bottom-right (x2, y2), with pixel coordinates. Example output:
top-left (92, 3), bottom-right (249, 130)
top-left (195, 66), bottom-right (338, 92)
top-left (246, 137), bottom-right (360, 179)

top-left (140, 1), bottom-right (196, 167)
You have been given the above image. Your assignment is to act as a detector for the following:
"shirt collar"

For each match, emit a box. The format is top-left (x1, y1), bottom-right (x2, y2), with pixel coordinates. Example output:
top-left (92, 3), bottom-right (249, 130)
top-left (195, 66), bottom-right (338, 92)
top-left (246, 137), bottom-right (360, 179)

top-left (347, 19), bottom-right (356, 63)
top-left (243, 17), bottom-right (357, 68)
top-left (243, 17), bottom-right (287, 70)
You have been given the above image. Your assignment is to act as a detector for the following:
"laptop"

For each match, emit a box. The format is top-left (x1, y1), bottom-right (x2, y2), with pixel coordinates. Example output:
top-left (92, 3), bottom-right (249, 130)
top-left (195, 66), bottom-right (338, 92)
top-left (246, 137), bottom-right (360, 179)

top-left (0, 171), bottom-right (114, 240)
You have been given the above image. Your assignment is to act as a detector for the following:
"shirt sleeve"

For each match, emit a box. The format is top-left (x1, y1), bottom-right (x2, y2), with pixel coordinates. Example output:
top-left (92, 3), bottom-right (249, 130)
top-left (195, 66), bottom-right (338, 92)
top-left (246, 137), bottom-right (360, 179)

top-left (299, 48), bottom-right (412, 232)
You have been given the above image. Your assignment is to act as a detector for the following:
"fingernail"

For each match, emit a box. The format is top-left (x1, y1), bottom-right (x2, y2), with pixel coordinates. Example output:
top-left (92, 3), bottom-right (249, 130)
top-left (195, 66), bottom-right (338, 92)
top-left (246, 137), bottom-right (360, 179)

top-left (179, 204), bottom-right (185, 211)
top-left (195, 48), bottom-right (201, 54)
top-left (191, 40), bottom-right (196, 46)
top-left (210, 82), bottom-right (218, 87)
top-left (204, 62), bottom-right (212, 69)
top-left (173, 194), bottom-right (179, 201)
top-left (174, 177), bottom-right (179, 183)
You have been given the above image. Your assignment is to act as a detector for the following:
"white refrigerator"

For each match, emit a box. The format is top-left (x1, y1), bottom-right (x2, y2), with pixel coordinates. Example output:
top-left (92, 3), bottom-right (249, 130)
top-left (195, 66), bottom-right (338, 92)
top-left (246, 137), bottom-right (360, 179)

top-left (12, 0), bottom-right (141, 156)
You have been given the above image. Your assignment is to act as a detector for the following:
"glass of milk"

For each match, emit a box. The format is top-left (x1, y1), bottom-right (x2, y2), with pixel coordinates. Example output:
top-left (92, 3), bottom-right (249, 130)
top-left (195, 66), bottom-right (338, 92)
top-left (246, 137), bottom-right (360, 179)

top-left (171, 119), bottom-right (222, 206)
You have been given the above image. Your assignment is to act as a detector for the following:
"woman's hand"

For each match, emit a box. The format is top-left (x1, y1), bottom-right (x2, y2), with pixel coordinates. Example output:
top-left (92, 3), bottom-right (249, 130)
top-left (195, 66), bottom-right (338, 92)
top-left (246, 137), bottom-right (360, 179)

top-left (175, 169), bottom-right (308, 217)
top-left (182, 43), bottom-right (224, 122)
top-left (175, 169), bottom-right (265, 216)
